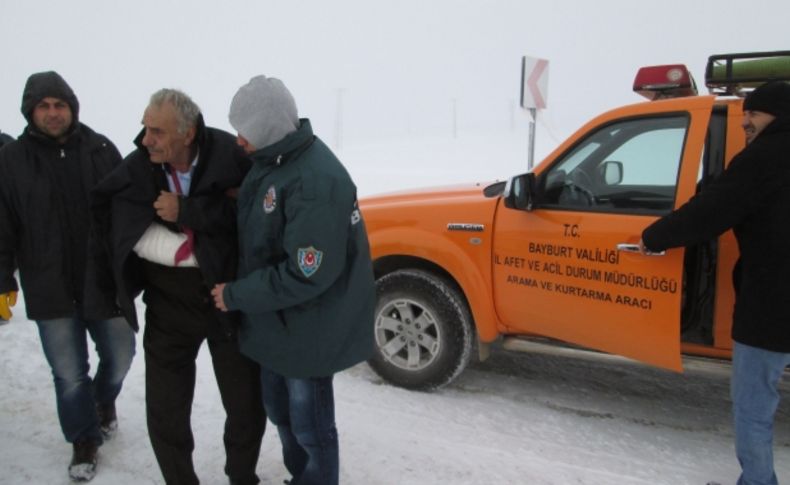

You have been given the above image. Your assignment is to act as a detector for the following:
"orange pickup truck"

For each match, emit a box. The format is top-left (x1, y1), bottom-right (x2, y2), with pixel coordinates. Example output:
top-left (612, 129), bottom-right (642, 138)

top-left (360, 51), bottom-right (790, 390)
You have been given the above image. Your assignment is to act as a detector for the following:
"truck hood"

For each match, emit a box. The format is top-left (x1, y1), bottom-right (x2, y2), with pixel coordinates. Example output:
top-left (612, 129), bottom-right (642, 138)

top-left (359, 180), bottom-right (506, 251)
top-left (360, 180), bottom-right (505, 209)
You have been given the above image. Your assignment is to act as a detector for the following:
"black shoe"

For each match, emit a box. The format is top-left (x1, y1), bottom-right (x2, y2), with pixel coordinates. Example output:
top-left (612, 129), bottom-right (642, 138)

top-left (96, 402), bottom-right (118, 440)
top-left (68, 439), bottom-right (98, 482)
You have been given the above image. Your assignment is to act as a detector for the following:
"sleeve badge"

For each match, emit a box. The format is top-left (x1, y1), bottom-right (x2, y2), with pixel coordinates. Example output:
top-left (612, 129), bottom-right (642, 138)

top-left (297, 246), bottom-right (323, 278)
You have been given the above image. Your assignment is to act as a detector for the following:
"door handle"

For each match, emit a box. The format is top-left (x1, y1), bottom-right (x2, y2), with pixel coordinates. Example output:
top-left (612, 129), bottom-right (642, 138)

top-left (616, 243), bottom-right (665, 256)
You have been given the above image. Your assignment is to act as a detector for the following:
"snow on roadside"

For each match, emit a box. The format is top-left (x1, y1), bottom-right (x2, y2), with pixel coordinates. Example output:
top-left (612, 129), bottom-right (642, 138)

top-left (2, 304), bottom-right (789, 484)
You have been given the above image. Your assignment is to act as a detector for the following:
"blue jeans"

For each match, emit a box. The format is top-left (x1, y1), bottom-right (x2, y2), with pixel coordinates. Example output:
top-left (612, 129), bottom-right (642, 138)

top-left (732, 341), bottom-right (790, 485)
top-left (36, 316), bottom-right (136, 444)
top-left (260, 368), bottom-right (338, 485)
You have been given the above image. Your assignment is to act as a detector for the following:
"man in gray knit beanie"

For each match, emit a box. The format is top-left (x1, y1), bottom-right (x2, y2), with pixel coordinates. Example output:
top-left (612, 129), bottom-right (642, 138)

top-left (214, 75), bottom-right (375, 485)
top-left (228, 75), bottom-right (299, 150)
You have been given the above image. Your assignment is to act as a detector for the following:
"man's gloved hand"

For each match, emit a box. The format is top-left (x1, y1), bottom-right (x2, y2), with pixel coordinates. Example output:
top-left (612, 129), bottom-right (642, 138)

top-left (0, 291), bottom-right (18, 320)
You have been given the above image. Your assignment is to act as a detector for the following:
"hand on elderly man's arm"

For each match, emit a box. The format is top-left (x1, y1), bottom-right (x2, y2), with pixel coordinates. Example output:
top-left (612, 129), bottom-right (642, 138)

top-left (211, 283), bottom-right (228, 312)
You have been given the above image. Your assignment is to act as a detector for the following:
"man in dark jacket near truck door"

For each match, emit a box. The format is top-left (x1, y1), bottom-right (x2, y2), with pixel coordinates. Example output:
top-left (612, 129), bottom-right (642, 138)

top-left (92, 88), bottom-right (265, 485)
top-left (212, 75), bottom-right (375, 485)
top-left (0, 71), bottom-right (135, 482)
top-left (641, 80), bottom-right (790, 485)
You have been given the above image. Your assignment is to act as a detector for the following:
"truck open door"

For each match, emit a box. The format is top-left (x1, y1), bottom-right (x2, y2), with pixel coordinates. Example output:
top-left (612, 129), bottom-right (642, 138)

top-left (492, 95), bottom-right (715, 371)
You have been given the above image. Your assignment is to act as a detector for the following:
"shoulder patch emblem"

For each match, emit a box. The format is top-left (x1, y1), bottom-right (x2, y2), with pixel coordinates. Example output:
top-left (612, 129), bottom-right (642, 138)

top-left (263, 185), bottom-right (277, 214)
top-left (297, 246), bottom-right (323, 278)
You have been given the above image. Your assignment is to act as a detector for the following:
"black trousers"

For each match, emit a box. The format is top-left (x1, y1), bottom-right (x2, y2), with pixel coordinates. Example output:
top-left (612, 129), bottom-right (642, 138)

top-left (142, 262), bottom-right (265, 485)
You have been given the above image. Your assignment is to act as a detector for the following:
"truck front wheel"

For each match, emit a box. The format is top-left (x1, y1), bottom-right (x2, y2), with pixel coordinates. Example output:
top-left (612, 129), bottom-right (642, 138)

top-left (368, 269), bottom-right (473, 390)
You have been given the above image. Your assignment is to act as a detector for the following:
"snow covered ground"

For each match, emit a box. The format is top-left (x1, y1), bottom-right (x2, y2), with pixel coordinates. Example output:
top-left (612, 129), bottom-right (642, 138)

top-left (2, 301), bottom-right (789, 485)
top-left (1, 135), bottom-right (790, 484)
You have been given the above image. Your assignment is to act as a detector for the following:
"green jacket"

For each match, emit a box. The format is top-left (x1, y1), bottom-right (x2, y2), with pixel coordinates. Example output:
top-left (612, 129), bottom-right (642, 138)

top-left (224, 119), bottom-right (375, 378)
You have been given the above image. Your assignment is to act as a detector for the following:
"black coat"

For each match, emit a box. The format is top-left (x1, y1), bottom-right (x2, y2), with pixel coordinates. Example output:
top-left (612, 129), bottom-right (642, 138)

top-left (92, 116), bottom-right (251, 333)
top-left (0, 124), bottom-right (123, 321)
top-left (642, 117), bottom-right (790, 352)
top-left (0, 131), bottom-right (13, 148)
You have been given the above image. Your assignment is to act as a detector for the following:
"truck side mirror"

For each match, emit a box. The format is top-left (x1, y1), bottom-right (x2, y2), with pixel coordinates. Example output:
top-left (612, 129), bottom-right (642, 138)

top-left (599, 161), bottom-right (623, 185)
top-left (503, 173), bottom-right (537, 211)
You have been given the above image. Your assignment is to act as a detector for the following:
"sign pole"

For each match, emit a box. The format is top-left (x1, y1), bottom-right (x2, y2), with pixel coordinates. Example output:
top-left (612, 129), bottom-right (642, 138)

top-left (528, 108), bottom-right (536, 170)
top-left (520, 55), bottom-right (549, 172)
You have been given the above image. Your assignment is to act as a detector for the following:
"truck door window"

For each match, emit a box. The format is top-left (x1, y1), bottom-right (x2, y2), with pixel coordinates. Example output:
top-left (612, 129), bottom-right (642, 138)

top-left (540, 115), bottom-right (690, 215)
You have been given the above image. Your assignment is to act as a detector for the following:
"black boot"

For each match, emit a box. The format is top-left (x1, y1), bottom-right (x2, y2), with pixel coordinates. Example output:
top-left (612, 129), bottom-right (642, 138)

top-left (96, 401), bottom-right (118, 440)
top-left (68, 438), bottom-right (99, 482)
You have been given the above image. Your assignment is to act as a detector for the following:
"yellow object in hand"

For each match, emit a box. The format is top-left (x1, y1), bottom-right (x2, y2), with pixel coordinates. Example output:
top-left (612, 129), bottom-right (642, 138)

top-left (0, 291), bottom-right (18, 320)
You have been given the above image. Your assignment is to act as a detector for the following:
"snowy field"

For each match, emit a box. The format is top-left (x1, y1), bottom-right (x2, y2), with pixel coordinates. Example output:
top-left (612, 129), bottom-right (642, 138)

top-left (2, 300), bottom-right (790, 485)
top-left (1, 135), bottom-right (790, 485)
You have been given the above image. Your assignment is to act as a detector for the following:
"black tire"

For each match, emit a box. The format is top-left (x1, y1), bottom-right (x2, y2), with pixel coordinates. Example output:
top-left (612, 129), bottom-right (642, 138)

top-left (368, 269), bottom-right (473, 390)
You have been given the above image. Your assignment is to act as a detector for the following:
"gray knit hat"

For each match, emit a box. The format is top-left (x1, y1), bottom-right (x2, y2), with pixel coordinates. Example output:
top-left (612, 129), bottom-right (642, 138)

top-left (229, 75), bottom-right (299, 150)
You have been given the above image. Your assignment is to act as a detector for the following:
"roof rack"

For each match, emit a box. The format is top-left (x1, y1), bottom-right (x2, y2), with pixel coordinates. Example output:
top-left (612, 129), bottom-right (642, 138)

top-left (705, 51), bottom-right (790, 95)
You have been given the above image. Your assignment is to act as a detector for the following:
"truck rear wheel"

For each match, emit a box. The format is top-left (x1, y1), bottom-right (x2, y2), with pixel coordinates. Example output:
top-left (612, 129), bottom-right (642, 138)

top-left (368, 269), bottom-right (473, 390)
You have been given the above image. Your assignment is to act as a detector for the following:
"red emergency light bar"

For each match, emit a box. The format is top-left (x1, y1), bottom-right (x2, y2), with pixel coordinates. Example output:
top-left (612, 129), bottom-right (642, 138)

top-left (633, 64), bottom-right (698, 100)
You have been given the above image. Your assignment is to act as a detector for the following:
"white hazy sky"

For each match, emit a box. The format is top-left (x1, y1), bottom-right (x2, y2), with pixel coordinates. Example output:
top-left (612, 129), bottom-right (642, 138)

top-left (2, 0), bottom-right (789, 156)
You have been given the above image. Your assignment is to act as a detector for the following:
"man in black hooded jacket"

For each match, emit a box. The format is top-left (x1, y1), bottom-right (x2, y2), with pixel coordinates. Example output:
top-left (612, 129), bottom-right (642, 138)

top-left (641, 80), bottom-right (790, 485)
top-left (92, 88), bottom-right (265, 485)
top-left (0, 129), bottom-right (13, 324)
top-left (0, 71), bottom-right (136, 482)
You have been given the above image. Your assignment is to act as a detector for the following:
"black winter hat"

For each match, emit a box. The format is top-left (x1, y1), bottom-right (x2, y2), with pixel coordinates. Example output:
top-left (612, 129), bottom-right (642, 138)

top-left (20, 71), bottom-right (79, 123)
top-left (743, 80), bottom-right (790, 119)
